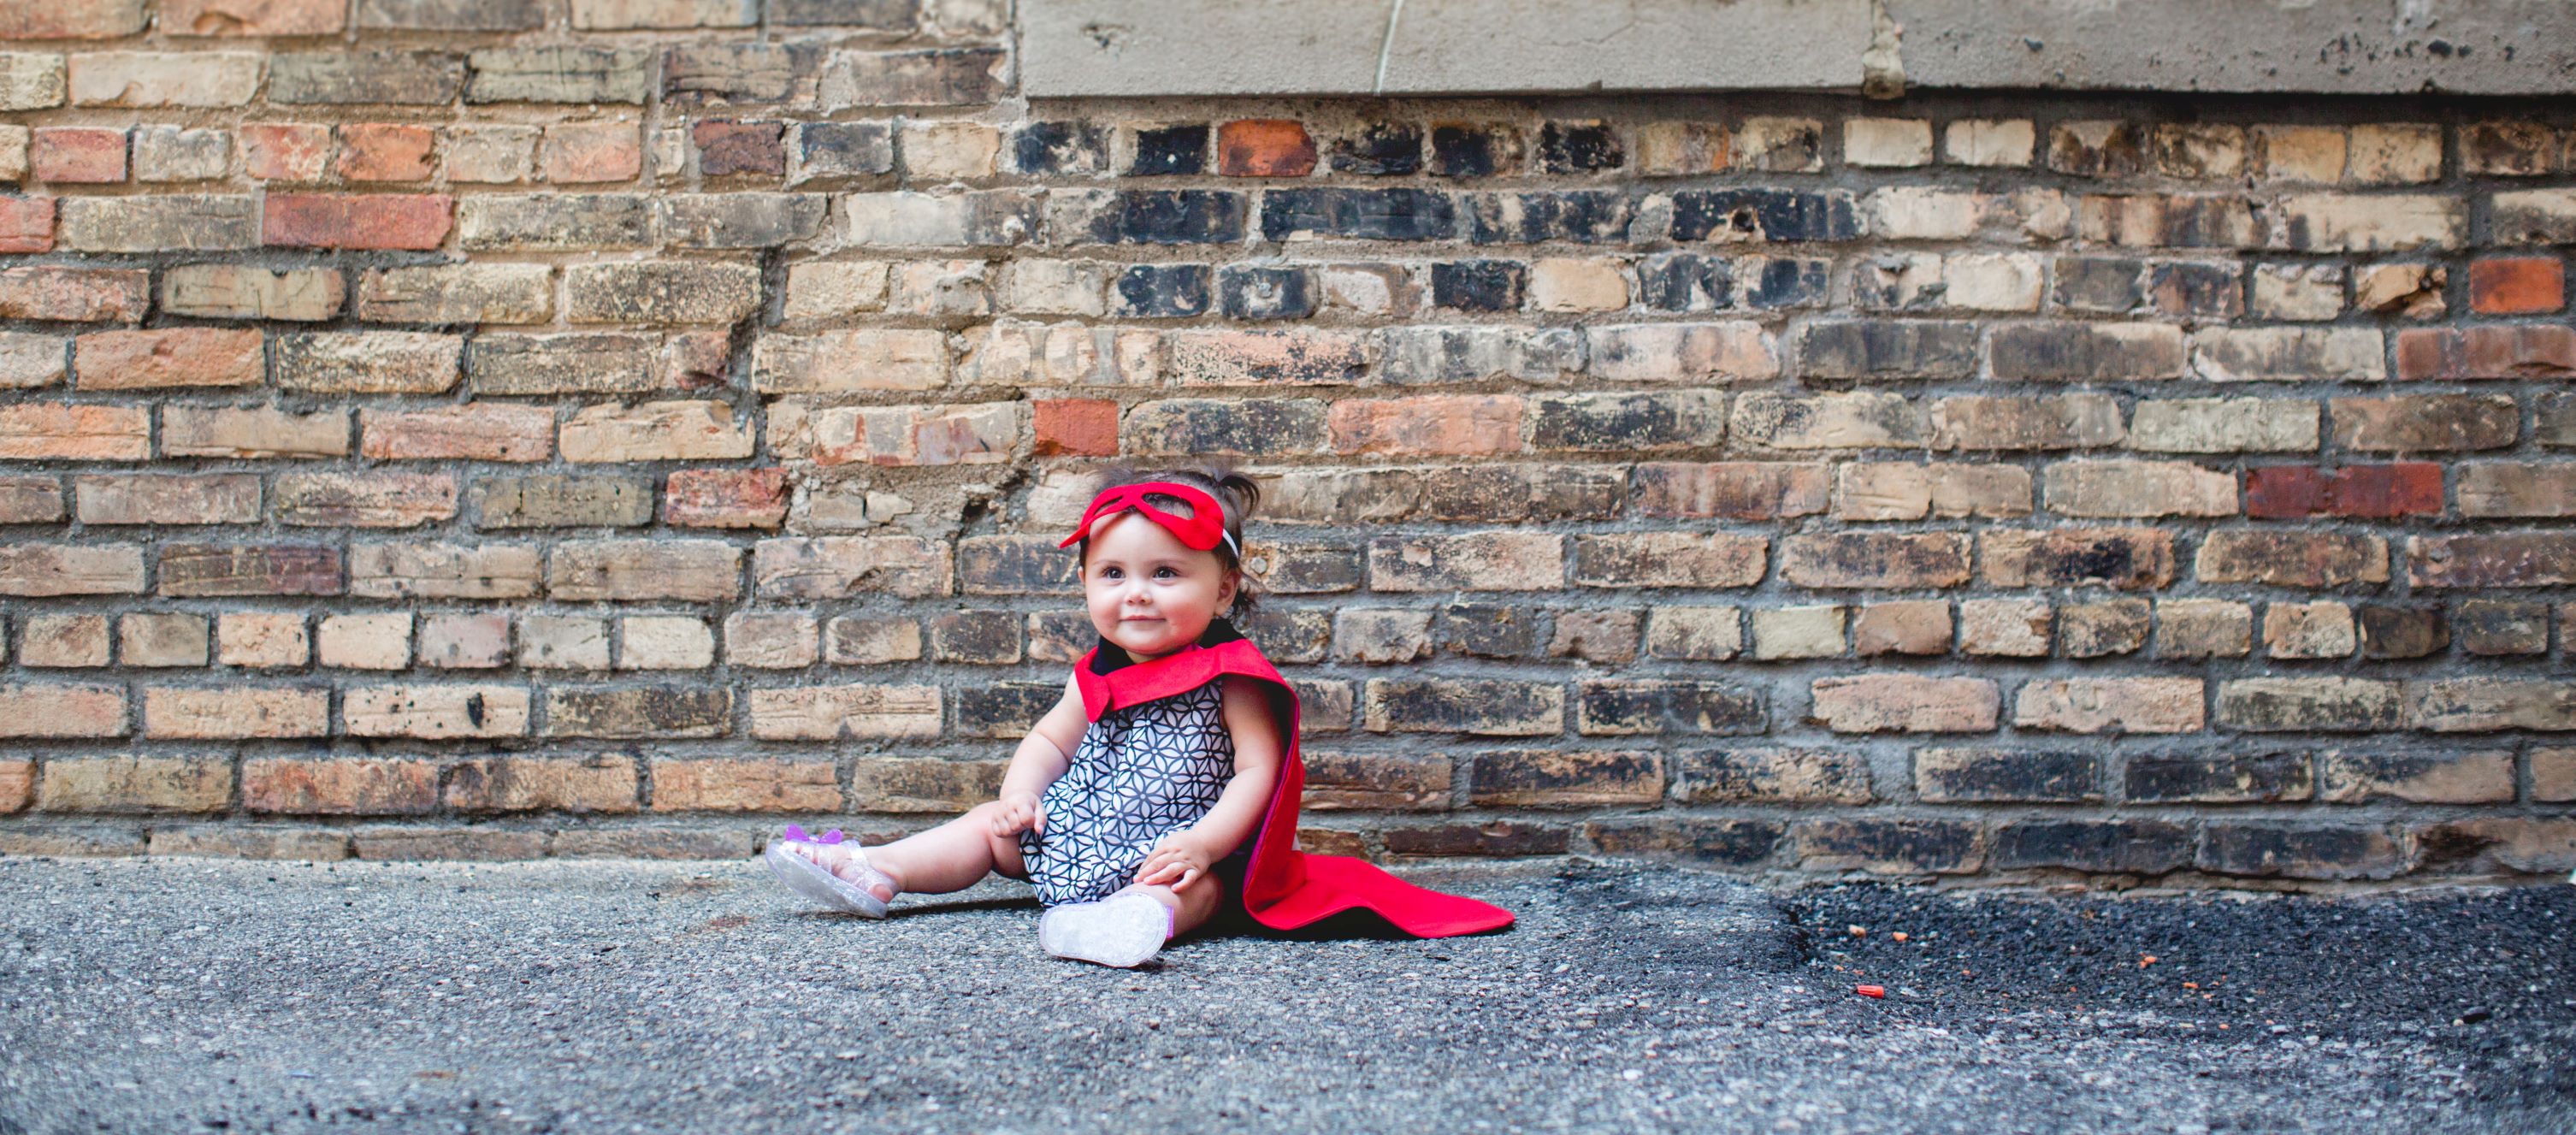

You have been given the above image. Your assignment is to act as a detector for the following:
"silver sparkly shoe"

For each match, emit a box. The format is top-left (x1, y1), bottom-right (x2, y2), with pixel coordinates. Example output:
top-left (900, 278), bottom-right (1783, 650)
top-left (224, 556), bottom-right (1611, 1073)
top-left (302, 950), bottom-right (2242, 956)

top-left (1037, 889), bottom-right (1172, 968)
top-left (763, 826), bottom-right (894, 919)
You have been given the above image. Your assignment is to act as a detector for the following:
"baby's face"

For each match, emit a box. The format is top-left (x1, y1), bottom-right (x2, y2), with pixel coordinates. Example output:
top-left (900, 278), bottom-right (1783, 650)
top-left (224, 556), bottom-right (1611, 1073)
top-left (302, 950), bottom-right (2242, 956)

top-left (1079, 508), bottom-right (1237, 662)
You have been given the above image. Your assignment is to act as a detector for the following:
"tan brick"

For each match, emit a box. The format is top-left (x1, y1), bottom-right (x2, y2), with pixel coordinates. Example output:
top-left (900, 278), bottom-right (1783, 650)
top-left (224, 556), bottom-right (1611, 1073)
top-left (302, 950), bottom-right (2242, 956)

top-left (1572, 533), bottom-right (1767, 588)
top-left (74, 473), bottom-right (261, 525)
top-left (550, 539), bottom-right (741, 602)
top-left (724, 612), bottom-right (817, 669)
top-left (0, 404), bottom-right (151, 460)
top-left (216, 612), bottom-right (306, 667)
top-left (360, 404), bottom-right (552, 463)
top-left (118, 612), bottom-right (209, 666)
top-left (2013, 677), bottom-right (2205, 734)
top-left (1, 544), bottom-right (147, 596)
top-left (316, 612), bottom-right (411, 670)
top-left (348, 541), bottom-right (541, 600)
top-left (162, 264), bottom-right (344, 320)
top-left (1810, 675), bottom-right (1997, 733)
top-left (160, 405), bottom-right (348, 458)
top-left (1368, 533), bottom-right (1563, 592)
top-left (1586, 322), bottom-right (1774, 381)
top-left (2264, 601), bottom-right (2357, 659)
top-left (2156, 598), bottom-right (2253, 659)
top-left (1643, 606), bottom-right (1740, 661)
top-left (1959, 598), bottom-right (2050, 658)
top-left (1852, 600), bottom-right (1950, 656)
top-left (2319, 750), bottom-right (2513, 805)
top-left (2127, 398), bottom-right (2319, 453)
top-left (275, 331), bottom-right (461, 393)
top-left (21, 614), bottom-right (110, 667)
top-left (619, 616), bottom-right (714, 670)
top-left (557, 400), bottom-right (754, 464)
top-left (1330, 395), bottom-right (1524, 457)
top-left (2533, 748), bottom-right (2576, 803)
top-left (1929, 394), bottom-right (2124, 452)
top-left (826, 616), bottom-right (923, 664)
top-left (273, 471), bottom-right (457, 528)
top-left (244, 757), bottom-right (437, 815)
top-left (0, 332), bottom-right (66, 389)
top-left (2196, 530), bottom-right (2389, 588)
top-left (1749, 605), bottom-right (1845, 661)
top-left (2043, 460), bottom-right (2237, 518)
top-left (750, 328), bottom-right (947, 393)
top-left (753, 536), bottom-right (952, 600)
top-left (0, 760), bottom-right (30, 814)
top-left (747, 684), bottom-right (941, 740)
top-left (768, 401), bottom-right (1019, 467)
top-left (851, 758), bottom-right (1008, 813)
top-left (38, 757), bottom-right (229, 813)
top-left (1302, 752), bottom-right (1452, 811)
top-left (446, 755), bottom-right (638, 813)
top-left (145, 827), bottom-right (350, 860)
top-left (650, 758), bottom-right (839, 812)
top-left (1833, 462), bottom-right (2030, 521)
top-left (1733, 392), bottom-right (1923, 450)
top-left (343, 684), bottom-right (530, 738)
top-left (142, 686), bottom-right (327, 739)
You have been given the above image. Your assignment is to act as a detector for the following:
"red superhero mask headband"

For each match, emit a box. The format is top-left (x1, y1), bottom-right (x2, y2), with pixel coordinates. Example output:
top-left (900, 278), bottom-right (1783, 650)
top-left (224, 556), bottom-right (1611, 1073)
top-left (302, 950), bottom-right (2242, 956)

top-left (1057, 481), bottom-right (1239, 557)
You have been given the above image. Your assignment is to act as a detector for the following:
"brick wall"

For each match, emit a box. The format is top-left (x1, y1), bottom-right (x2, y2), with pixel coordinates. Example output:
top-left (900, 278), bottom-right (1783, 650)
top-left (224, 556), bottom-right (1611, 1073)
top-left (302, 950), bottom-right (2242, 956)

top-left (1, 1), bottom-right (2572, 884)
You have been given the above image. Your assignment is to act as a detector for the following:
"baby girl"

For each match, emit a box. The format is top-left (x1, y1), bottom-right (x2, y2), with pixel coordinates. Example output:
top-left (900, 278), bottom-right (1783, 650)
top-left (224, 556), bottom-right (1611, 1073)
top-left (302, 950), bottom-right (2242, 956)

top-left (764, 466), bottom-right (1513, 967)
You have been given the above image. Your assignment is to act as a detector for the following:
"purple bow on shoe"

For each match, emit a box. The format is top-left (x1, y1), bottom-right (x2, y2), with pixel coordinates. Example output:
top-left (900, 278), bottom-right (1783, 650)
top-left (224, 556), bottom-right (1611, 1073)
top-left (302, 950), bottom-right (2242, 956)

top-left (782, 825), bottom-right (844, 845)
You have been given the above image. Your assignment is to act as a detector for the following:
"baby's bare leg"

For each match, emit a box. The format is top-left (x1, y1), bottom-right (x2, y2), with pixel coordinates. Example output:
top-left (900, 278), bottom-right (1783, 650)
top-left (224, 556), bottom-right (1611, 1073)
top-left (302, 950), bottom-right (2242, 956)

top-left (1126, 876), bottom-right (1222, 939)
top-left (857, 801), bottom-right (1028, 896)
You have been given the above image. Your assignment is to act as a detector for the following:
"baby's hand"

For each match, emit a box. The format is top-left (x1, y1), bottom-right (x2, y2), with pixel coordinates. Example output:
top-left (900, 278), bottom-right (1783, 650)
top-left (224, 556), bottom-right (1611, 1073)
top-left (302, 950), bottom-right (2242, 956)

top-left (990, 790), bottom-right (1043, 838)
top-left (1134, 831), bottom-right (1215, 891)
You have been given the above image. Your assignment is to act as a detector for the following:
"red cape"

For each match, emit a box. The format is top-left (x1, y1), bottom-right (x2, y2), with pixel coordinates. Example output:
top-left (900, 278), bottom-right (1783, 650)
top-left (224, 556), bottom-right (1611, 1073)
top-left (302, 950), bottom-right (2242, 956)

top-left (1072, 632), bottom-right (1515, 938)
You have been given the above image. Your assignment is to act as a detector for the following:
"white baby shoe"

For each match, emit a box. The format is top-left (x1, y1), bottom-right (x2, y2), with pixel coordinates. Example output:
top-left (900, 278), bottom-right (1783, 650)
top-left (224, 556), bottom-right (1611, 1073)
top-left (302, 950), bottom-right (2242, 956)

top-left (763, 826), bottom-right (895, 918)
top-left (1038, 888), bottom-right (1173, 968)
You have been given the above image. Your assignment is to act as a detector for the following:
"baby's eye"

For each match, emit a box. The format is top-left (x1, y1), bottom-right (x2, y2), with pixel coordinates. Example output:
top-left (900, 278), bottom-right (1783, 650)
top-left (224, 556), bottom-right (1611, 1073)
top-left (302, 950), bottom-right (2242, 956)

top-left (1152, 566), bottom-right (1179, 579)
top-left (1099, 566), bottom-right (1123, 580)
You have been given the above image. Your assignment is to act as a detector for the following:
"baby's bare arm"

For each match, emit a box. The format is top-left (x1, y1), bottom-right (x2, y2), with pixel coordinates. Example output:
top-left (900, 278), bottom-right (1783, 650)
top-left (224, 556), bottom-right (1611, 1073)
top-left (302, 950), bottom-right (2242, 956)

top-left (1135, 678), bottom-right (1284, 889)
top-left (991, 674), bottom-right (1084, 836)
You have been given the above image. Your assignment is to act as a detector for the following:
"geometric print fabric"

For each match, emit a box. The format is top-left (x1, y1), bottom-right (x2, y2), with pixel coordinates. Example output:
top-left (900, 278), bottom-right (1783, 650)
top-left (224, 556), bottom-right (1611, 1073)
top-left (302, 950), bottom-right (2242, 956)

top-left (1018, 677), bottom-right (1237, 906)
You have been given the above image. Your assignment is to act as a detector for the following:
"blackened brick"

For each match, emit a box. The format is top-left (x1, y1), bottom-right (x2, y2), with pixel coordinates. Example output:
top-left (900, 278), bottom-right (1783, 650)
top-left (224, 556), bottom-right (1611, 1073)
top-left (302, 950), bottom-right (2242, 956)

top-left (543, 688), bottom-right (730, 739)
top-left (1365, 677), bottom-right (1563, 736)
top-left (955, 536), bottom-right (1075, 595)
top-left (1744, 257), bottom-right (1831, 309)
top-left (2198, 824), bottom-right (2408, 880)
top-left (1915, 748), bottom-right (2101, 803)
top-left (1669, 189), bottom-right (1859, 243)
top-left (1010, 121), bottom-right (1107, 175)
top-left (1539, 122), bottom-right (1622, 172)
top-left (954, 681), bottom-right (1059, 739)
top-left (1384, 821), bottom-right (1565, 857)
top-left (1331, 123), bottom-right (1421, 176)
top-left (1440, 602), bottom-right (1533, 658)
top-left (160, 544), bottom-right (344, 597)
top-left (2054, 257), bottom-right (2144, 312)
top-left (1127, 124), bottom-right (1207, 175)
top-left (2127, 753), bottom-right (2313, 803)
top-left (2359, 606), bottom-right (2447, 659)
top-left (1637, 253), bottom-right (1732, 311)
top-left (1794, 819), bottom-right (1982, 874)
top-left (1218, 265), bottom-right (1317, 320)
top-left (1586, 819), bottom-right (1781, 866)
top-left (789, 121), bottom-right (892, 181)
top-left (1528, 392), bottom-right (1726, 451)
top-left (1125, 399), bottom-right (1327, 457)
top-left (2455, 599), bottom-right (2549, 655)
top-left (1234, 606), bottom-right (1329, 664)
top-left (1575, 681), bottom-right (1765, 736)
top-left (1465, 191), bottom-right (1633, 245)
top-left (769, 0), bottom-right (911, 27)
top-left (1113, 264), bottom-right (1211, 317)
top-left (1261, 188), bottom-right (1456, 242)
top-left (1799, 320), bottom-right (1979, 379)
top-left (2148, 261), bottom-right (2243, 318)
top-left (1430, 260), bottom-right (1526, 312)
top-left (1076, 190), bottom-right (1247, 245)
top-left (1994, 820), bottom-right (2190, 874)
top-left (1429, 123), bottom-right (1520, 178)
top-left (927, 611), bottom-right (1021, 664)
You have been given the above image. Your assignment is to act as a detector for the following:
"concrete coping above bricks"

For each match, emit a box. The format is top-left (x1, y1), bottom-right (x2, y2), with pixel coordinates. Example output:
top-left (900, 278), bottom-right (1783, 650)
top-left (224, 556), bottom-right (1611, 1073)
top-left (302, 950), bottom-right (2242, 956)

top-left (1023, 0), bottom-right (2576, 98)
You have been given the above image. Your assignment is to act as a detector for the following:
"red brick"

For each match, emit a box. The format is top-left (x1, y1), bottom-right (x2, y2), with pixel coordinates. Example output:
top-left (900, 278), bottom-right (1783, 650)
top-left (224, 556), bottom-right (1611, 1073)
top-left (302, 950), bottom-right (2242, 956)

top-left (0, 2), bottom-right (148, 37)
top-left (2393, 326), bottom-right (2576, 381)
top-left (0, 197), bottom-right (55, 253)
top-left (2468, 256), bottom-right (2565, 315)
top-left (243, 757), bottom-right (438, 815)
top-left (541, 122), bottom-right (641, 183)
top-left (0, 760), bottom-right (28, 813)
top-left (2244, 464), bottom-right (2444, 519)
top-left (31, 127), bottom-right (125, 183)
top-left (240, 122), bottom-right (330, 181)
top-left (73, 328), bottom-right (263, 390)
top-left (0, 683), bottom-right (127, 737)
top-left (650, 758), bottom-right (840, 812)
top-left (359, 404), bottom-right (553, 462)
top-left (334, 123), bottom-right (436, 182)
top-left (0, 267), bottom-right (148, 322)
top-left (664, 468), bottom-right (788, 529)
top-left (1032, 398), bottom-right (1119, 457)
top-left (692, 120), bottom-right (784, 178)
top-left (1328, 395), bottom-right (1524, 456)
top-left (1217, 119), bottom-right (1317, 177)
top-left (263, 193), bottom-right (453, 251)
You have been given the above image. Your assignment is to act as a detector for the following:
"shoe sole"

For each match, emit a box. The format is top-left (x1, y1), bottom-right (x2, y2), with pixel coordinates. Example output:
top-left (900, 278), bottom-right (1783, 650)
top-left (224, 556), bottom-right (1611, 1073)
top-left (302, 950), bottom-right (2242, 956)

top-left (1038, 892), bottom-right (1167, 968)
top-left (764, 842), bottom-right (889, 918)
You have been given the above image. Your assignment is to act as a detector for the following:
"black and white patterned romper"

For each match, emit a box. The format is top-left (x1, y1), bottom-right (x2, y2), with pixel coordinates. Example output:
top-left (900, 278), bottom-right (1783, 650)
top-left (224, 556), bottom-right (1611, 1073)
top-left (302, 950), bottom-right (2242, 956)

top-left (1018, 677), bottom-right (1236, 906)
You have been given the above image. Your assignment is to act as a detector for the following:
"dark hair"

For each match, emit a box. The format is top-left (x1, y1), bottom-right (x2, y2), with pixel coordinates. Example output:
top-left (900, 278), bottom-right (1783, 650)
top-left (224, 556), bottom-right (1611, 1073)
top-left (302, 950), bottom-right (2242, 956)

top-left (1075, 464), bottom-right (1261, 616)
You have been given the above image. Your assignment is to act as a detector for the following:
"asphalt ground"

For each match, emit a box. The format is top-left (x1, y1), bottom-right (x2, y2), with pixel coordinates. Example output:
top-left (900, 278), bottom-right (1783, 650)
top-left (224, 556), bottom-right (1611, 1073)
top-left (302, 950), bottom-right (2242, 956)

top-left (1, 855), bottom-right (2568, 1134)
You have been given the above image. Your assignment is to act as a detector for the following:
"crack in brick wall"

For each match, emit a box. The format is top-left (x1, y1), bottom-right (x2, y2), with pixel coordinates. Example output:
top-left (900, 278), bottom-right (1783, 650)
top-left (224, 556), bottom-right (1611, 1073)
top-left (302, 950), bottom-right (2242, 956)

top-left (0, 0), bottom-right (2572, 884)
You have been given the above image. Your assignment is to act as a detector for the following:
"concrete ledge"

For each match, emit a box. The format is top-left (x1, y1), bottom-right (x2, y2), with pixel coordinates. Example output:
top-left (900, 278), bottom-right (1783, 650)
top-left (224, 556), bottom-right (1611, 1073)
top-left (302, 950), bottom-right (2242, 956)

top-left (1024, 0), bottom-right (2576, 97)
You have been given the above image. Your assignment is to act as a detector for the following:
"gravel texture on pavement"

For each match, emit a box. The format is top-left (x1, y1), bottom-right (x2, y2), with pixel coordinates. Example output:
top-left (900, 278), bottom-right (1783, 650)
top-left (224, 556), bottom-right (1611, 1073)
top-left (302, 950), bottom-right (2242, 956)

top-left (1, 855), bottom-right (2568, 1134)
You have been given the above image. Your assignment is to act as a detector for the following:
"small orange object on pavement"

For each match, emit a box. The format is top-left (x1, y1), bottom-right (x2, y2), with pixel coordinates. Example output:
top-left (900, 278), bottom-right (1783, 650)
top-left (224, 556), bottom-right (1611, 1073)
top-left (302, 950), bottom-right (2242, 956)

top-left (1856, 984), bottom-right (1886, 998)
